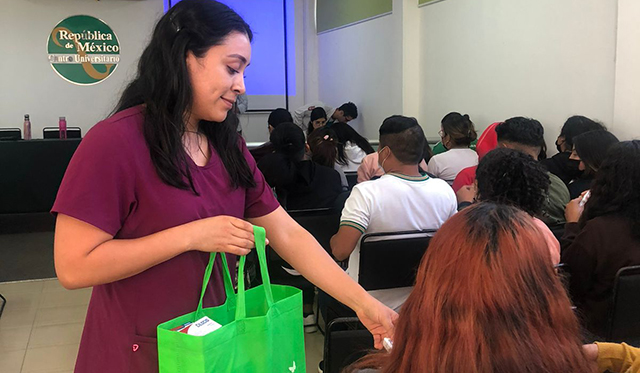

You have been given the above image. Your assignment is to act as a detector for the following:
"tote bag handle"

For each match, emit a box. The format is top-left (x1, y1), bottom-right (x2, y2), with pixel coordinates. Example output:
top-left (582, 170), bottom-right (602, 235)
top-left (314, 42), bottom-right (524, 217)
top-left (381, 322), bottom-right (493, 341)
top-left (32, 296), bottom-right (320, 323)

top-left (236, 226), bottom-right (274, 319)
top-left (195, 225), bottom-right (274, 321)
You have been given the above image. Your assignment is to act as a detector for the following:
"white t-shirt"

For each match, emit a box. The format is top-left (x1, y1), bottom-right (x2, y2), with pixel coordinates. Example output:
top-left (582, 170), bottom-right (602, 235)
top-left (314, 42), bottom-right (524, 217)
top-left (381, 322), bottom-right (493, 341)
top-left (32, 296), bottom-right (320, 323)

top-left (340, 173), bottom-right (457, 284)
top-left (337, 142), bottom-right (367, 172)
top-left (292, 101), bottom-right (335, 133)
top-left (427, 148), bottom-right (479, 185)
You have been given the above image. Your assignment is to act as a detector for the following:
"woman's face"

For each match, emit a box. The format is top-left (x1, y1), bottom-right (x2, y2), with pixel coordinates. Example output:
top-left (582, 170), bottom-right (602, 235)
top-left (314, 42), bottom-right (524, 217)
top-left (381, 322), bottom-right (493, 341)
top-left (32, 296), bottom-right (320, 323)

top-left (186, 32), bottom-right (251, 125)
top-left (569, 146), bottom-right (585, 171)
top-left (312, 118), bottom-right (327, 130)
top-left (438, 126), bottom-right (450, 148)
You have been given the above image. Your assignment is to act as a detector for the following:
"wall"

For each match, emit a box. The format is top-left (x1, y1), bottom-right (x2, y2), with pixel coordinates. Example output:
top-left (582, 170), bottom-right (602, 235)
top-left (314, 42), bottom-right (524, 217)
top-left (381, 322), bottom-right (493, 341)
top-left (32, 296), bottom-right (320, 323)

top-left (239, 0), bottom-right (308, 143)
top-left (418, 0), bottom-right (618, 147)
top-left (312, 0), bottom-right (640, 148)
top-left (317, 0), bottom-right (403, 139)
top-left (613, 0), bottom-right (640, 140)
top-left (0, 0), bottom-right (307, 143)
top-left (0, 0), bottom-right (163, 138)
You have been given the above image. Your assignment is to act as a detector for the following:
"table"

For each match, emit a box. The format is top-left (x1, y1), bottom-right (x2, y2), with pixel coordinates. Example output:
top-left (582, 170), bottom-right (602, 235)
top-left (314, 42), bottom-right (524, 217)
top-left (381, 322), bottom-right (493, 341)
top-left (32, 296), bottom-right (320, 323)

top-left (0, 139), bottom-right (81, 214)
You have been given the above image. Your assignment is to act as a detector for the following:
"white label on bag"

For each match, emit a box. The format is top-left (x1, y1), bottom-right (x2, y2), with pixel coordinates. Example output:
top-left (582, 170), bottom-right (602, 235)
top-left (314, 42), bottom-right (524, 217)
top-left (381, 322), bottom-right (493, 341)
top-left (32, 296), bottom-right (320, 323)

top-left (180, 316), bottom-right (222, 336)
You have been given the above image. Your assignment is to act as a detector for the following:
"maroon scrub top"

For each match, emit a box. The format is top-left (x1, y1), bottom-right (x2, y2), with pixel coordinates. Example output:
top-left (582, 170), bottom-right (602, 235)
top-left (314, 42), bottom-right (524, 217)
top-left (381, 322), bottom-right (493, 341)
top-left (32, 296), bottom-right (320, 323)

top-left (51, 106), bottom-right (279, 372)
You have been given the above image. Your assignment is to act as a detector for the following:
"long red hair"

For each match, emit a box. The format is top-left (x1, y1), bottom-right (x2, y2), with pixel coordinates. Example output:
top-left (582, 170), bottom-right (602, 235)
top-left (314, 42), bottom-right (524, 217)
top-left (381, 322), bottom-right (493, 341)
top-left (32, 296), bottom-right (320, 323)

top-left (350, 203), bottom-right (593, 373)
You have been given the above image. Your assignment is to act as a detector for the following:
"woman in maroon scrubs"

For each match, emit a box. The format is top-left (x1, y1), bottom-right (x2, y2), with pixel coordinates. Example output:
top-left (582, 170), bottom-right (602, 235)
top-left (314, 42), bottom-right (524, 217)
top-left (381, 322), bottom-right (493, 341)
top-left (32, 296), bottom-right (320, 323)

top-left (51, 1), bottom-right (397, 372)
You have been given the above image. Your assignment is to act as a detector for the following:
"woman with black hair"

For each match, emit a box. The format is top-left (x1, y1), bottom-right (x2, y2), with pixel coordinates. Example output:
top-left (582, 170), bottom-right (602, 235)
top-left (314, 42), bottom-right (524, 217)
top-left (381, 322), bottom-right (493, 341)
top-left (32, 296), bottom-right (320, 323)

top-left (331, 122), bottom-right (375, 172)
top-left (563, 140), bottom-right (640, 338)
top-left (258, 123), bottom-right (343, 209)
top-left (50, 1), bottom-right (396, 371)
top-left (541, 116), bottom-right (605, 185)
top-left (567, 130), bottom-right (619, 199)
top-left (307, 107), bottom-right (328, 137)
top-left (307, 127), bottom-right (349, 188)
top-left (428, 112), bottom-right (479, 185)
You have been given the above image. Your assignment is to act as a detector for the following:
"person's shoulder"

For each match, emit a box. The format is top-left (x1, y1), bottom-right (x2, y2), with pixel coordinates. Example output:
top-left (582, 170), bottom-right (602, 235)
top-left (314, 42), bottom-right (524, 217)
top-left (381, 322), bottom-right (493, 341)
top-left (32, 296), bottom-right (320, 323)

top-left (94, 105), bottom-right (143, 131)
top-left (547, 171), bottom-right (569, 190)
top-left (256, 152), bottom-right (283, 168)
top-left (425, 175), bottom-right (453, 187)
top-left (313, 161), bottom-right (341, 178)
top-left (81, 105), bottom-right (145, 153)
top-left (351, 177), bottom-right (383, 196)
top-left (361, 152), bottom-right (377, 164)
top-left (585, 215), bottom-right (632, 231)
top-left (423, 176), bottom-right (456, 197)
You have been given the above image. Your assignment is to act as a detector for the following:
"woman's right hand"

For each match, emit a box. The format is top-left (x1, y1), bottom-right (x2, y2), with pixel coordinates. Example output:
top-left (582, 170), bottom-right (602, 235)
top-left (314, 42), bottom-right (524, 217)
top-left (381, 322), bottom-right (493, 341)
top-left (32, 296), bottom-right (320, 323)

top-left (565, 191), bottom-right (589, 223)
top-left (185, 216), bottom-right (261, 256)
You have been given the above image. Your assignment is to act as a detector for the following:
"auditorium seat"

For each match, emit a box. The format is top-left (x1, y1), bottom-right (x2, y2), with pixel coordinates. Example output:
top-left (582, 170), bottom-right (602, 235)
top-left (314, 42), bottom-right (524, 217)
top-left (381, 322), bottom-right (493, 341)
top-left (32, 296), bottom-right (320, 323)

top-left (606, 265), bottom-right (640, 345)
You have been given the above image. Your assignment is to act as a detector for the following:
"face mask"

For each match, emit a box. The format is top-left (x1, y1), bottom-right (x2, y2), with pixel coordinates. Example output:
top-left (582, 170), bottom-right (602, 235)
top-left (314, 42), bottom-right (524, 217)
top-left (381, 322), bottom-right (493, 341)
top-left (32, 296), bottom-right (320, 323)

top-left (378, 147), bottom-right (390, 172)
top-left (556, 137), bottom-right (565, 153)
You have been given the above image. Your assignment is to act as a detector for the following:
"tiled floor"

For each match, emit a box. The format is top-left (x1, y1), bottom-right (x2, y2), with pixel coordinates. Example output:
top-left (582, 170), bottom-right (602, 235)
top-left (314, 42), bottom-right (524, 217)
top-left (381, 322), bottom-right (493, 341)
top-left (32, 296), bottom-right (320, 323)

top-left (0, 279), bottom-right (324, 373)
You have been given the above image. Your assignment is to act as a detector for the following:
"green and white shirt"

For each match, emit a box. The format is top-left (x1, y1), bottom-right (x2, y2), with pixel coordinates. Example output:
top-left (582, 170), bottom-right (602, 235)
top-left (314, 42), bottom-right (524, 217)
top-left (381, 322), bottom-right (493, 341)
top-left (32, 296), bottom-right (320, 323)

top-left (340, 173), bottom-right (457, 283)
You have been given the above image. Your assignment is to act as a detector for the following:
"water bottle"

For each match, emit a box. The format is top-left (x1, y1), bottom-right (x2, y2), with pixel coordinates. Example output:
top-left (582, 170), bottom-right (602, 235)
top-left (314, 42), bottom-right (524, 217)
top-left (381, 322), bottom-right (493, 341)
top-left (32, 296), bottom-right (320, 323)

top-left (59, 117), bottom-right (67, 139)
top-left (23, 114), bottom-right (31, 140)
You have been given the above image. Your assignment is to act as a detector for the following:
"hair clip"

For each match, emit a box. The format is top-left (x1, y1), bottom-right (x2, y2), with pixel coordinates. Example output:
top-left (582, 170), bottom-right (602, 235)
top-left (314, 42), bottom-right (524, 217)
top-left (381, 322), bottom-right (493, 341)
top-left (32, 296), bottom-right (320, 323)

top-left (169, 12), bottom-right (181, 33)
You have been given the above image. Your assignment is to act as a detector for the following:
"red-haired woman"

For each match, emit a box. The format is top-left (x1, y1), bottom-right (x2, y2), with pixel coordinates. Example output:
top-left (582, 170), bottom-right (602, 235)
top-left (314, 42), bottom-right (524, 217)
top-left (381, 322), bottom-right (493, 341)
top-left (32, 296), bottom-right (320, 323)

top-left (349, 202), bottom-right (594, 373)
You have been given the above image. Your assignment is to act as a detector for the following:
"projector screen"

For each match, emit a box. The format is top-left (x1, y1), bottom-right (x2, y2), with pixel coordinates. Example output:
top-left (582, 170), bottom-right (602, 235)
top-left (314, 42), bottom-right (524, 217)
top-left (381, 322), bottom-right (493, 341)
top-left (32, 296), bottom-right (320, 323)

top-left (167, 0), bottom-right (295, 111)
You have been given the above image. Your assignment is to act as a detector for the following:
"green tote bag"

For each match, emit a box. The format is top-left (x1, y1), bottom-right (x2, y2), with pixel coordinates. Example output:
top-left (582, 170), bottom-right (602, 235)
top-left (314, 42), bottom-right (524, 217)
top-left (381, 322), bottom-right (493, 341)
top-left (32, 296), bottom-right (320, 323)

top-left (157, 226), bottom-right (306, 373)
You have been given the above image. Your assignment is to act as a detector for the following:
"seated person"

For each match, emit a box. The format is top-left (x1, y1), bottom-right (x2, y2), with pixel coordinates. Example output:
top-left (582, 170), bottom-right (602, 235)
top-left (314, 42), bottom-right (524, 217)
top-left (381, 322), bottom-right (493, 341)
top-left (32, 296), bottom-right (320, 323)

top-left (567, 130), bottom-right (619, 199)
top-left (293, 101), bottom-right (358, 133)
top-left (357, 134), bottom-right (431, 183)
top-left (427, 112), bottom-right (478, 185)
top-left (456, 148), bottom-right (560, 265)
top-left (347, 203), bottom-right (594, 373)
top-left (496, 117), bottom-right (570, 225)
top-left (562, 140), bottom-right (640, 338)
top-left (331, 122), bottom-right (375, 172)
top-left (452, 121), bottom-right (499, 192)
top-left (249, 108), bottom-right (292, 162)
top-left (257, 123), bottom-right (342, 210)
top-left (541, 115), bottom-right (605, 185)
top-left (307, 107), bottom-right (328, 137)
top-left (585, 342), bottom-right (640, 373)
top-left (307, 128), bottom-right (348, 189)
top-left (330, 115), bottom-right (457, 308)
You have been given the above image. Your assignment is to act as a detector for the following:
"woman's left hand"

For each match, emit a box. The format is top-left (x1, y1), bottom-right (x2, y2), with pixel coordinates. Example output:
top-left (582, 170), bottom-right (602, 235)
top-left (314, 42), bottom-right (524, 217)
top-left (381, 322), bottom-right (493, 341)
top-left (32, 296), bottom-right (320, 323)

top-left (355, 296), bottom-right (399, 350)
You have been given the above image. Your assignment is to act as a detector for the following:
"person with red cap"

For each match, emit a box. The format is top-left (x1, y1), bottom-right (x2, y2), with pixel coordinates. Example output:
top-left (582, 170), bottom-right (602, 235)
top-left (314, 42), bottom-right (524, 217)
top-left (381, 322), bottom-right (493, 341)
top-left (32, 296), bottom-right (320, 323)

top-left (452, 122), bottom-right (499, 193)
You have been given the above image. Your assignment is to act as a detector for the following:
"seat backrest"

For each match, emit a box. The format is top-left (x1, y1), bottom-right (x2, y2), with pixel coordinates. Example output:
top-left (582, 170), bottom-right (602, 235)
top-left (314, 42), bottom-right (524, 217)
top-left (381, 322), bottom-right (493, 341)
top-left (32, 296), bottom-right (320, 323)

top-left (607, 265), bottom-right (640, 344)
top-left (288, 208), bottom-right (341, 254)
top-left (43, 127), bottom-right (82, 139)
top-left (324, 317), bottom-right (373, 373)
top-left (0, 128), bottom-right (21, 141)
top-left (264, 208), bottom-right (341, 278)
top-left (358, 230), bottom-right (434, 291)
top-left (345, 171), bottom-right (358, 189)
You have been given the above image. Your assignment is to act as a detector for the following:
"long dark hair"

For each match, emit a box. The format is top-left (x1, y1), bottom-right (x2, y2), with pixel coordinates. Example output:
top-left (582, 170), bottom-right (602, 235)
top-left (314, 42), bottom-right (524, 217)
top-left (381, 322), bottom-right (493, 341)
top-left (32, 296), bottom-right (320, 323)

top-left (573, 130), bottom-right (619, 176)
top-left (262, 122), bottom-right (306, 187)
top-left (307, 128), bottom-right (339, 167)
top-left (350, 203), bottom-right (592, 373)
top-left (307, 107), bottom-right (327, 137)
top-left (330, 122), bottom-right (374, 165)
top-left (114, 0), bottom-right (255, 193)
top-left (580, 140), bottom-right (640, 239)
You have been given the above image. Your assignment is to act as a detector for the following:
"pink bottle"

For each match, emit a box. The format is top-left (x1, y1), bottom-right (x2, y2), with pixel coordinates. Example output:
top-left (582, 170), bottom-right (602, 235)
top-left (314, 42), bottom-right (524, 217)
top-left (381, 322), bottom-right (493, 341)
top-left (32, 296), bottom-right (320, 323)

top-left (23, 114), bottom-right (32, 140)
top-left (59, 116), bottom-right (67, 139)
